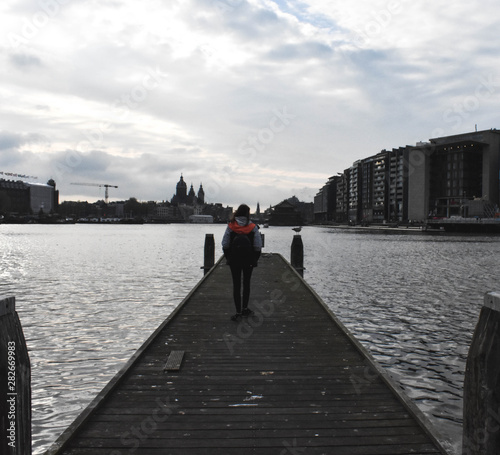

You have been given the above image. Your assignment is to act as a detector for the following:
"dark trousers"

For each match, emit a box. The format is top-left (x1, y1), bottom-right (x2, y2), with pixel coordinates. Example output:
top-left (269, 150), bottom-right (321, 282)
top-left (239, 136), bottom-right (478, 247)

top-left (229, 264), bottom-right (254, 313)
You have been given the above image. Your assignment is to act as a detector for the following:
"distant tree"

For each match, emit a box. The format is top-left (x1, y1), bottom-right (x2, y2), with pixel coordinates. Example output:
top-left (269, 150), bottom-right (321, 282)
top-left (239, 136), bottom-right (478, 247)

top-left (124, 197), bottom-right (147, 218)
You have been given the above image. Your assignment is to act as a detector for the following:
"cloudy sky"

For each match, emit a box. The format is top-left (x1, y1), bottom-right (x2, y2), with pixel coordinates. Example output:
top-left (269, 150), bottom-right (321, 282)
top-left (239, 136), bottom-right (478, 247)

top-left (1, 0), bottom-right (499, 209)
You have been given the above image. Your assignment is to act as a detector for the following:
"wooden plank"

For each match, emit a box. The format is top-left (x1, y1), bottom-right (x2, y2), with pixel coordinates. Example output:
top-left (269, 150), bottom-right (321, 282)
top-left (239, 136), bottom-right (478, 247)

top-left (44, 254), bottom-right (450, 455)
top-left (60, 446), bottom-right (442, 455)
top-left (163, 350), bottom-right (185, 371)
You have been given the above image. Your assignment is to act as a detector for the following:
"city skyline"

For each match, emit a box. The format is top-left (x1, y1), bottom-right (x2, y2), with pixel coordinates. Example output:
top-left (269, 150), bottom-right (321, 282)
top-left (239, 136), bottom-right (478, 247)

top-left (1, 1), bottom-right (499, 209)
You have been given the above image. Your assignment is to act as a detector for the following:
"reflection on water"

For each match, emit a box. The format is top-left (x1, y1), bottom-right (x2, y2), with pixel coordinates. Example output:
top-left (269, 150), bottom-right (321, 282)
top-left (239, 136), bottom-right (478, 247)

top-left (1, 224), bottom-right (496, 455)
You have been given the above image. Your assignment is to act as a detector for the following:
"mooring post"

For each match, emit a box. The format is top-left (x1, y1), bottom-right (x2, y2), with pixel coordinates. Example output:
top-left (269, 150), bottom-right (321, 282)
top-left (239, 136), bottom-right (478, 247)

top-left (463, 291), bottom-right (500, 454)
top-left (290, 234), bottom-right (304, 277)
top-left (202, 233), bottom-right (215, 275)
top-left (0, 296), bottom-right (31, 455)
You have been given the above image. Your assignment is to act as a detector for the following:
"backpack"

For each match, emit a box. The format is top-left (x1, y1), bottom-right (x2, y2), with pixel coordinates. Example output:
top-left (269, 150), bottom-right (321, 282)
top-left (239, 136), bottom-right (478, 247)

top-left (230, 231), bottom-right (254, 266)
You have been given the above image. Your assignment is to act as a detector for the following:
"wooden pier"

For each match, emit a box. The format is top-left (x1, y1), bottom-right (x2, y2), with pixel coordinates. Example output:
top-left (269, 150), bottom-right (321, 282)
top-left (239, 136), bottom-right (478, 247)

top-left (45, 253), bottom-right (449, 455)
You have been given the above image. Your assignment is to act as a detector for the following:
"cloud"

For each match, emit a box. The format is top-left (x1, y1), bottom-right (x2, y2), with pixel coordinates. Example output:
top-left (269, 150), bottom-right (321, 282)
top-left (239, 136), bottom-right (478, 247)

top-left (267, 41), bottom-right (333, 61)
top-left (0, 0), bottom-right (499, 211)
top-left (0, 131), bottom-right (47, 150)
top-left (9, 52), bottom-right (42, 67)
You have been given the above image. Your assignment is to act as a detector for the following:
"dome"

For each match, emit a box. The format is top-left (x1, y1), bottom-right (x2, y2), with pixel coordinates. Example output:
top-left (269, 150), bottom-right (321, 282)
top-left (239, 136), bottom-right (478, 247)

top-left (176, 175), bottom-right (187, 189)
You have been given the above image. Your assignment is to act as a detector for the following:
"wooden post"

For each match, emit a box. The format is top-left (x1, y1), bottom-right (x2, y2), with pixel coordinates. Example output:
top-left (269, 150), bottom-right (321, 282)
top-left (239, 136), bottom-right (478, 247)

top-left (260, 233), bottom-right (265, 248)
top-left (0, 296), bottom-right (31, 455)
top-left (290, 234), bottom-right (304, 277)
top-left (463, 291), bottom-right (500, 454)
top-left (202, 234), bottom-right (215, 275)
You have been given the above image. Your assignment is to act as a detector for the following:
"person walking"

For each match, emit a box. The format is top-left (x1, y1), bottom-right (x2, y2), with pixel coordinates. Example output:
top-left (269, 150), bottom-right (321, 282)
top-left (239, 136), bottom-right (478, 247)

top-left (222, 204), bottom-right (262, 321)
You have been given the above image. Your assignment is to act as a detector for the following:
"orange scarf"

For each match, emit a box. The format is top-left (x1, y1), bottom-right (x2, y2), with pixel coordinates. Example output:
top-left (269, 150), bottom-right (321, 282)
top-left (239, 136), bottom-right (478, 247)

top-left (228, 221), bottom-right (255, 234)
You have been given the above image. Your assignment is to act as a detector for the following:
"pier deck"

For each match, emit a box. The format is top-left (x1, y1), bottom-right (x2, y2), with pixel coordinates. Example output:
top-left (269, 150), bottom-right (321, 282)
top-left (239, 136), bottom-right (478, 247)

top-left (46, 253), bottom-right (448, 455)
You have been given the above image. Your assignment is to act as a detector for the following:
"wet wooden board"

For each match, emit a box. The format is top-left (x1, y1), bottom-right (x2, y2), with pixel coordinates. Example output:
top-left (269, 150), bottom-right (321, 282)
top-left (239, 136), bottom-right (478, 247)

top-left (45, 254), bottom-right (450, 455)
top-left (163, 350), bottom-right (185, 371)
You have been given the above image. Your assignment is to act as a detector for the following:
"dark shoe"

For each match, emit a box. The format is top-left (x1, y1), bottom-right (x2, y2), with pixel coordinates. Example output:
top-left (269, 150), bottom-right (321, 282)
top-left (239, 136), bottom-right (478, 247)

top-left (242, 308), bottom-right (254, 317)
top-left (230, 313), bottom-right (242, 321)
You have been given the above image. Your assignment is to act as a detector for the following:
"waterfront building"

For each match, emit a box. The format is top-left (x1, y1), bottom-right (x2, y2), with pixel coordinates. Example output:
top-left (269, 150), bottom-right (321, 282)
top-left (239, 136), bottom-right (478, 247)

top-left (313, 188), bottom-right (324, 222)
top-left (269, 199), bottom-right (303, 226)
top-left (372, 151), bottom-right (390, 222)
top-left (0, 179), bottom-right (30, 214)
top-left (201, 203), bottom-right (233, 223)
top-left (315, 128), bottom-right (500, 224)
top-left (314, 175), bottom-right (338, 223)
top-left (0, 178), bottom-right (59, 216)
top-left (30, 179), bottom-right (59, 214)
top-left (155, 203), bottom-right (177, 220)
top-left (348, 161), bottom-right (361, 223)
top-left (360, 157), bottom-right (374, 223)
top-left (388, 147), bottom-right (409, 222)
top-left (408, 130), bottom-right (500, 220)
top-left (335, 172), bottom-right (349, 222)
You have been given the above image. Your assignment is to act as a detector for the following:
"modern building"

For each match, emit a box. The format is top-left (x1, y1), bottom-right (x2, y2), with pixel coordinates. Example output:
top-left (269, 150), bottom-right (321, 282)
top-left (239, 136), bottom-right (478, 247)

top-left (314, 175), bottom-right (338, 223)
top-left (360, 157), bottom-right (374, 223)
top-left (388, 147), bottom-right (409, 222)
top-left (0, 178), bottom-right (59, 215)
top-left (408, 130), bottom-right (500, 220)
top-left (335, 172), bottom-right (349, 222)
top-left (372, 151), bottom-right (390, 222)
top-left (0, 179), bottom-right (30, 214)
top-left (348, 161), bottom-right (361, 223)
top-left (314, 128), bottom-right (500, 224)
top-left (30, 179), bottom-right (59, 213)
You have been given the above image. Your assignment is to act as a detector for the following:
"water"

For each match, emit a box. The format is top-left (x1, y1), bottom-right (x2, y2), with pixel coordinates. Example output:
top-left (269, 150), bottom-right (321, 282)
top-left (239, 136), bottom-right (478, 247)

top-left (1, 224), bottom-right (497, 454)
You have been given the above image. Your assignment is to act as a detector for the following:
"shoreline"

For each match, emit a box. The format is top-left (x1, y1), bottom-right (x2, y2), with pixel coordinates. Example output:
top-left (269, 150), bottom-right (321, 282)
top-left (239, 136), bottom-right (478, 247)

top-left (311, 223), bottom-right (426, 233)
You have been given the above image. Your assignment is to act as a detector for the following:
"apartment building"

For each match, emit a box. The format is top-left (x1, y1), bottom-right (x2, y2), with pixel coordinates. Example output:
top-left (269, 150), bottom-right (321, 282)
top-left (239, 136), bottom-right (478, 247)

top-left (408, 129), bottom-right (500, 220)
top-left (315, 129), bottom-right (500, 224)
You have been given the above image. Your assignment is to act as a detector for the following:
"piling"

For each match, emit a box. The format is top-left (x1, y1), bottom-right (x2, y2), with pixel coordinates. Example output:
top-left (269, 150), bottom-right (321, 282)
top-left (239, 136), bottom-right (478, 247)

top-left (290, 234), bottom-right (304, 276)
top-left (202, 233), bottom-right (215, 275)
top-left (463, 291), bottom-right (500, 454)
top-left (0, 296), bottom-right (31, 455)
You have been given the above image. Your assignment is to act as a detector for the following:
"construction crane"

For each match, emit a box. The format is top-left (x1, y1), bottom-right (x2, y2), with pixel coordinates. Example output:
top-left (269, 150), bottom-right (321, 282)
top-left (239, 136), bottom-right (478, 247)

top-left (71, 182), bottom-right (118, 204)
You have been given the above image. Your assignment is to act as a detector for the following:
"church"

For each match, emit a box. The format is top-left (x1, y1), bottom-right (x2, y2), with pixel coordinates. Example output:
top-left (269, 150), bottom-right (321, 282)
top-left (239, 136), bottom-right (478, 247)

top-left (159, 174), bottom-right (232, 223)
top-left (170, 175), bottom-right (204, 206)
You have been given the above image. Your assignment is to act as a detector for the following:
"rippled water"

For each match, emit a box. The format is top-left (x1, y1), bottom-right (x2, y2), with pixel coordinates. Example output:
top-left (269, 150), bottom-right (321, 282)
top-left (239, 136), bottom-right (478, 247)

top-left (1, 224), bottom-right (497, 455)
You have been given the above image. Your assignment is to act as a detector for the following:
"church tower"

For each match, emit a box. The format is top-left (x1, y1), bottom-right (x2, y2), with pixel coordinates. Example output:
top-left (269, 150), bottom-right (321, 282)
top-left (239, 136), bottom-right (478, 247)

top-left (198, 183), bottom-right (205, 204)
top-left (187, 183), bottom-right (196, 204)
top-left (175, 174), bottom-right (187, 204)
